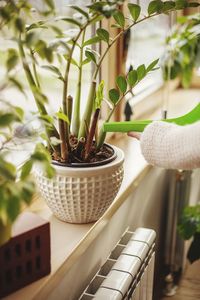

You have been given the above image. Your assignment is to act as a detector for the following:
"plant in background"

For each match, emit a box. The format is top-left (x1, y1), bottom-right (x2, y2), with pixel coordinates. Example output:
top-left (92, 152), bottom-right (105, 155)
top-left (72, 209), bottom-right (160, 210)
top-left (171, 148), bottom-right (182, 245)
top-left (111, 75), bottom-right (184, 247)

top-left (1, 0), bottom-right (199, 166)
top-left (178, 204), bottom-right (200, 263)
top-left (0, 67), bottom-right (54, 245)
top-left (163, 13), bottom-right (200, 88)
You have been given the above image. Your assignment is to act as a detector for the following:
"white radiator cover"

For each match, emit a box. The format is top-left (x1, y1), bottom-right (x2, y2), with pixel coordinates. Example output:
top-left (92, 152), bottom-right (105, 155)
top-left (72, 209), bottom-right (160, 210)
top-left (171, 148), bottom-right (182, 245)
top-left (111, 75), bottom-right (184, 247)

top-left (80, 228), bottom-right (156, 300)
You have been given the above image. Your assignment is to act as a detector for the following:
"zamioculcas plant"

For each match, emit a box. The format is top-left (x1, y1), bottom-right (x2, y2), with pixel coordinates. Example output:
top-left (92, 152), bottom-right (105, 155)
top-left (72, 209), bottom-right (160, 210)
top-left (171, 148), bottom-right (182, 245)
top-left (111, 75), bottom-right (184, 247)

top-left (1, 0), bottom-right (199, 166)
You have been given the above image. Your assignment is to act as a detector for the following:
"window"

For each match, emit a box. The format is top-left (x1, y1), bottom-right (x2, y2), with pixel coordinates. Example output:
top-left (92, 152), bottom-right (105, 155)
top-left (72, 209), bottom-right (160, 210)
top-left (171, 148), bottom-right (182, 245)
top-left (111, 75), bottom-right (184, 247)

top-left (0, 1), bottom-right (93, 116)
top-left (126, 0), bottom-right (173, 95)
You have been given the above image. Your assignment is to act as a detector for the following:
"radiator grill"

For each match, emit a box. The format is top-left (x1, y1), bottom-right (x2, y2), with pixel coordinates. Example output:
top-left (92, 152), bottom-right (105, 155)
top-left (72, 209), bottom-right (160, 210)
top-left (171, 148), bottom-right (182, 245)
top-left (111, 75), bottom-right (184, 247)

top-left (79, 227), bottom-right (156, 300)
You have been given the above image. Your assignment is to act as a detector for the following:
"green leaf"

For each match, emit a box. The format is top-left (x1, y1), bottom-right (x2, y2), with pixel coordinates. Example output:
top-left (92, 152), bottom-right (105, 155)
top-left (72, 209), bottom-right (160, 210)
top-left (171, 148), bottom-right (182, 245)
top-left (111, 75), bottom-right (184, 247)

top-left (14, 17), bottom-right (25, 32)
top-left (188, 2), bottom-right (200, 8)
top-left (127, 70), bottom-right (138, 87)
top-left (162, 1), bottom-right (175, 12)
top-left (13, 106), bottom-right (24, 121)
top-left (70, 58), bottom-right (79, 68)
top-left (6, 49), bottom-right (18, 72)
top-left (137, 64), bottom-right (146, 81)
top-left (148, 0), bottom-right (163, 15)
top-left (42, 65), bottom-right (64, 81)
top-left (56, 111), bottom-right (70, 124)
top-left (20, 181), bottom-right (35, 205)
top-left (49, 25), bottom-right (63, 36)
top-left (96, 28), bottom-right (109, 43)
top-left (21, 160), bottom-right (33, 180)
top-left (109, 88), bottom-right (120, 105)
top-left (44, 0), bottom-right (55, 10)
top-left (8, 77), bottom-right (25, 95)
top-left (0, 158), bottom-right (16, 181)
top-left (175, 0), bottom-right (188, 9)
top-left (7, 195), bottom-right (20, 222)
top-left (55, 16), bottom-right (81, 27)
top-left (0, 113), bottom-right (17, 127)
top-left (70, 5), bottom-right (89, 19)
top-left (26, 32), bottom-right (38, 47)
top-left (85, 50), bottom-right (96, 64)
top-left (31, 152), bottom-right (48, 162)
top-left (113, 11), bottom-right (125, 28)
top-left (128, 4), bottom-right (141, 22)
top-left (146, 58), bottom-right (159, 72)
top-left (26, 21), bottom-right (47, 31)
top-left (116, 76), bottom-right (127, 94)
top-left (83, 36), bottom-right (101, 47)
top-left (81, 58), bottom-right (91, 66)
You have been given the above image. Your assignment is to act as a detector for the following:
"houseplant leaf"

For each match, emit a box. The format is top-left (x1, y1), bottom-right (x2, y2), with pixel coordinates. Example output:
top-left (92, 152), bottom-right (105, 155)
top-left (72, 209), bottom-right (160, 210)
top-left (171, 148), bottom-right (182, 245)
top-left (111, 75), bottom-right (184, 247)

top-left (113, 11), bottom-right (125, 28)
top-left (137, 64), bottom-right (146, 81)
top-left (109, 88), bottom-right (120, 105)
top-left (148, 0), bottom-right (163, 15)
top-left (96, 28), bottom-right (109, 43)
top-left (116, 76), bottom-right (127, 94)
top-left (127, 70), bottom-right (138, 87)
top-left (128, 3), bottom-right (141, 22)
top-left (85, 50), bottom-right (96, 64)
top-left (146, 58), bottom-right (159, 72)
top-left (83, 36), bottom-right (101, 47)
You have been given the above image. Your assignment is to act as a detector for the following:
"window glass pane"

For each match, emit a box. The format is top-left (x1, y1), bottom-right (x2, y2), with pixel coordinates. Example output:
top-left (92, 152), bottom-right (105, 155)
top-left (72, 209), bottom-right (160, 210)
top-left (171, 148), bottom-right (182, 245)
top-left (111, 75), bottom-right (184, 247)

top-left (0, 1), bottom-right (92, 116)
top-left (126, 0), bottom-right (171, 94)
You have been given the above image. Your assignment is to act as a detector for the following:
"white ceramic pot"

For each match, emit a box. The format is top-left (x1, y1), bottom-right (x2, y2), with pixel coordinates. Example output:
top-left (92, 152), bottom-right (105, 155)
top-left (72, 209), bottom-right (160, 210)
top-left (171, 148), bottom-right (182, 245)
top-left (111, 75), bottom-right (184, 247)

top-left (34, 145), bottom-right (124, 223)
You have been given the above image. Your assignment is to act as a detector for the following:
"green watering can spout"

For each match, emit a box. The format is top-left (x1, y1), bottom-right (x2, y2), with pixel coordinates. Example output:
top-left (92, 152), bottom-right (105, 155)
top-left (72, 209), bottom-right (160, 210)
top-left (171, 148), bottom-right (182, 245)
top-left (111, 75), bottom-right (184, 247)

top-left (103, 103), bottom-right (200, 133)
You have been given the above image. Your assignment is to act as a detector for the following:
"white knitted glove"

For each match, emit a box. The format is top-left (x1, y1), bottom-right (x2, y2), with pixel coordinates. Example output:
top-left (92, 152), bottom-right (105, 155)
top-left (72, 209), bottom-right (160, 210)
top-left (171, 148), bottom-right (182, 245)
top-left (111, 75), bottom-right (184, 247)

top-left (140, 121), bottom-right (200, 170)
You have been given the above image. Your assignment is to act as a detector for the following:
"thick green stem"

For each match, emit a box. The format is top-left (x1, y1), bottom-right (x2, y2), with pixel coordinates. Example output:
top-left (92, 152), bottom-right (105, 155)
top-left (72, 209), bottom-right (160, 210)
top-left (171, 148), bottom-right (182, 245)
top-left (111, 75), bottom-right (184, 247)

top-left (71, 29), bottom-right (86, 136)
top-left (78, 80), bottom-right (96, 139)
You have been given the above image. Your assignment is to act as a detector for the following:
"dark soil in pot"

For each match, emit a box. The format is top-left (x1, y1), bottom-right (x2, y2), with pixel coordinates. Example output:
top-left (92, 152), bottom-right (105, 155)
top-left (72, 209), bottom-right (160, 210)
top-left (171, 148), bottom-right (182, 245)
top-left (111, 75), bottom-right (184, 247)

top-left (52, 139), bottom-right (117, 168)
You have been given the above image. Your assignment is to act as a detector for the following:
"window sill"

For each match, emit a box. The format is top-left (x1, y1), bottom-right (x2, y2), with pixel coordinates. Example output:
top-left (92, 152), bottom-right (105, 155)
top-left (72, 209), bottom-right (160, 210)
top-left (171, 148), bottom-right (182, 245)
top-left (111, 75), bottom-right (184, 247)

top-left (5, 88), bottom-right (200, 300)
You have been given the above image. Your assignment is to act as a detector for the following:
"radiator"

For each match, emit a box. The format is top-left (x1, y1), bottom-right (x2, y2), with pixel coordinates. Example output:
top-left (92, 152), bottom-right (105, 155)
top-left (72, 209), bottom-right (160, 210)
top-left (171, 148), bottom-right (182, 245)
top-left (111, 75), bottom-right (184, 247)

top-left (79, 227), bottom-right (156, 300)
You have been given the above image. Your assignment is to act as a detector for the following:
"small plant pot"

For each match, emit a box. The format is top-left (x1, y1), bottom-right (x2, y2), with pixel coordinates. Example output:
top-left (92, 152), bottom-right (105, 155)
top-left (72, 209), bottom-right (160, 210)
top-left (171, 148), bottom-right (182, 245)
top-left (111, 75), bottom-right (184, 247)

top-left (34, 145), bottom-right (124, 223)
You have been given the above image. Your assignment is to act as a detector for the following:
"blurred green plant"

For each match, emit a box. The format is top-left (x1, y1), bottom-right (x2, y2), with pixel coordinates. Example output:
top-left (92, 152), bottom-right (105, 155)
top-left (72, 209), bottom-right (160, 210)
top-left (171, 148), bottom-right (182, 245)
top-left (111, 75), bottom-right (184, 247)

top-left (163, 13), bottom-right (200, 88)
top-left (0, 101), bottom-right (54, 245)
top-left (1, 0), bottom-right (199, 164)
top-left (178, 204), bottom-right (200, 263)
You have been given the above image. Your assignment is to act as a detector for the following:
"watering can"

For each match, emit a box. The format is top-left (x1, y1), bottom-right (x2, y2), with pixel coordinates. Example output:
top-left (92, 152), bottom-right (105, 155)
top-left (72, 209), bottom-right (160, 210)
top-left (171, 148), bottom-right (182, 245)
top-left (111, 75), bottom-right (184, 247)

top-left (103, 103), bottom-right (200, 133)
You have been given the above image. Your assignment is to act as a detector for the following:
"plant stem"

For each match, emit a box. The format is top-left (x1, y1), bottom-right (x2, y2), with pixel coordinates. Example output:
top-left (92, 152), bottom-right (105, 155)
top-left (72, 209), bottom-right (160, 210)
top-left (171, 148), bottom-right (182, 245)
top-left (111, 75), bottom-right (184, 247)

top-left (78, 80), bottom-right (97, 139)
top-left (84, 108), bottom-right (100, 160)
top-left (30, 50), bottom-right (40, 88)
top-left (67, 95), bottom-right (73, 127)
top-left (97, 85), bottom-right (137, 149)
top-left (18, 37), bottom-right (59, 141)
top-left (58, 119), bottom-right (68, 162)
top-left (71, 28), bottom-right (86, 136)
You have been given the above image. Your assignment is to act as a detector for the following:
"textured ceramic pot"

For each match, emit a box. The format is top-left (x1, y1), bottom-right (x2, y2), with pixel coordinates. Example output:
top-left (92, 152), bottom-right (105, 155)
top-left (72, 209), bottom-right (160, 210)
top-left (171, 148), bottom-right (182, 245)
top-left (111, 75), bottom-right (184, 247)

top-left (34, 145), bottom-right (124, 223)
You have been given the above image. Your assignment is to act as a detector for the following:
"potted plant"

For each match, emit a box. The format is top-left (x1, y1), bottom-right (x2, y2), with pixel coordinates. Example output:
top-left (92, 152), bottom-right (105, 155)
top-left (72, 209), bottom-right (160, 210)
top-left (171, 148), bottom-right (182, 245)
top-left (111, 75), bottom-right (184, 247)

top-left (178, 204), bottom-right (200, 263)
top-left (1, 0), bottom-right (199, 224)
top-left (162, 12), bottom-right (200, 88)
top-left (0, 100), bottom-right (53, 246)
